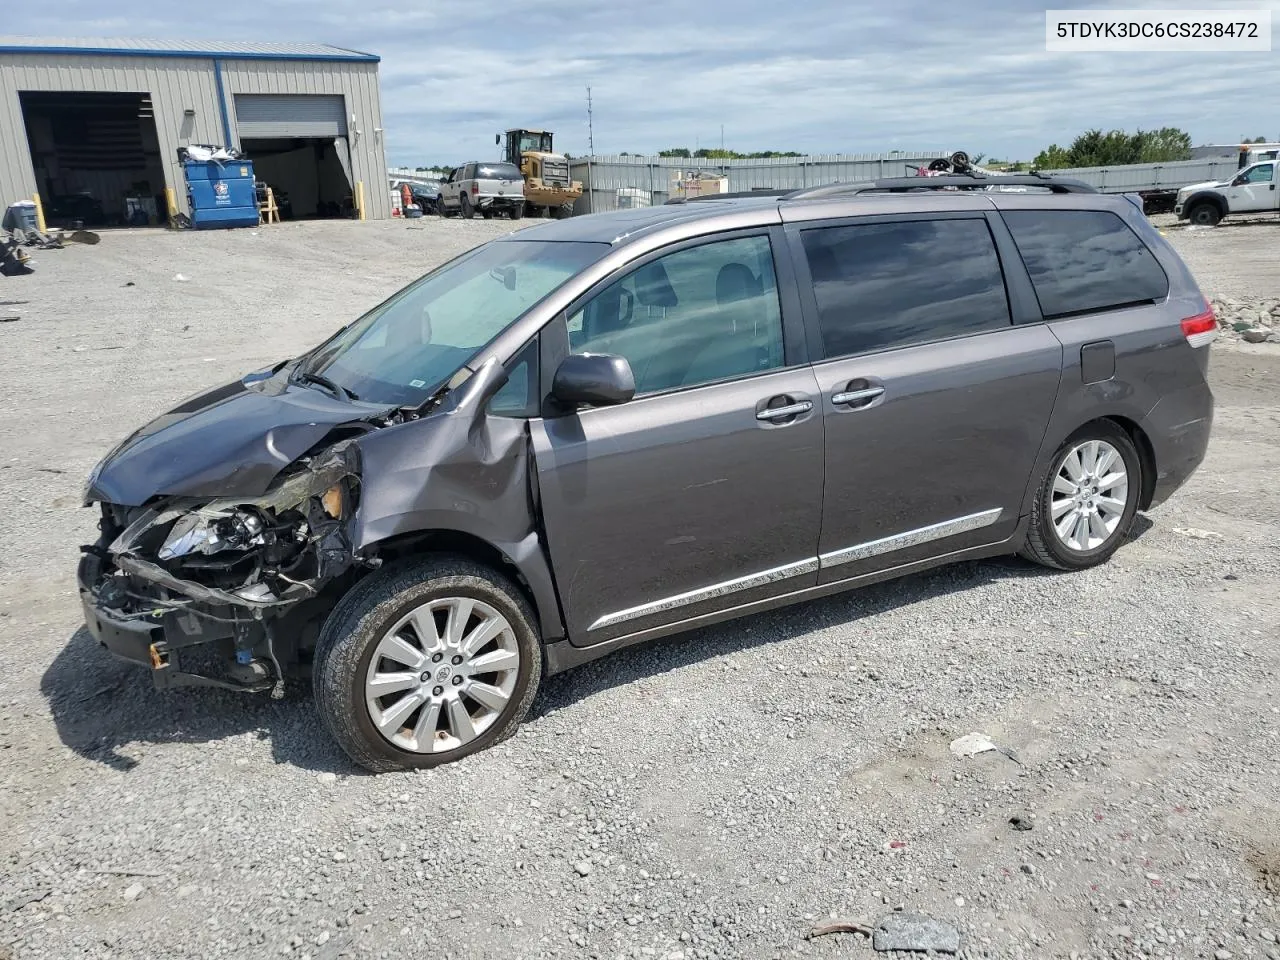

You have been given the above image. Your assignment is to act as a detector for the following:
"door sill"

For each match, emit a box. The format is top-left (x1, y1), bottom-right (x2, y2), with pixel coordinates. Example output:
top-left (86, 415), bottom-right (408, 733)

top-left (545, 522), bottom-right (1026, 675)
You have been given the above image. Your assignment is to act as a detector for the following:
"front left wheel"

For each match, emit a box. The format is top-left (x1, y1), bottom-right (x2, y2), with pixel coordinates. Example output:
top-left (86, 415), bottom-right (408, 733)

top-left (314, 557), bottom-right (542, 772)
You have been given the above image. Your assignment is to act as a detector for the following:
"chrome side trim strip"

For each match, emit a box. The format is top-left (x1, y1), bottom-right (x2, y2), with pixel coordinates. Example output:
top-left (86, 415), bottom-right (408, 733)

top-left (819, 508), bottom-right (1004, 570)
top-left (588, 557), bottom-right (819, 631)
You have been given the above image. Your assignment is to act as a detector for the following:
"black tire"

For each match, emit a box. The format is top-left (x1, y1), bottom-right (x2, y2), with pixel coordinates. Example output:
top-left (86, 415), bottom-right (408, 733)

top-left (460, 194), bottom-right (475, 220)
top-left (1021, 421), bottom-right (1142, 571)
top-left (313, 556), bottom-right (542, 773)
top-left (436, 196), bottom-right (448, 217)
top-left (510, 203), bottom-right (524, 220)
top-left (1188, 203), bottom-right (1221, 226)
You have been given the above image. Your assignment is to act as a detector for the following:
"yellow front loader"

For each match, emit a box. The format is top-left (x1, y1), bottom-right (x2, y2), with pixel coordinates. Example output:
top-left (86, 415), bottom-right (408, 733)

top-left (500, 129), bottom-right (583, 218)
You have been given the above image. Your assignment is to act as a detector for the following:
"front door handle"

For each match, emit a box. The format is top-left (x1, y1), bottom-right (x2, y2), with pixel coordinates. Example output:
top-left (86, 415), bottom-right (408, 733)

top-left (756, 400), bottom-right (812, 421)
top-left (832, 385), bottom-right (885, 406)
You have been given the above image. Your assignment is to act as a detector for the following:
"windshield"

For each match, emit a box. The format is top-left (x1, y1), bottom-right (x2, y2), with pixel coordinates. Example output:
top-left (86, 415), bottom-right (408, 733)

top-left (518, 132), bottom-right (553, 153)
top-left (301, 240), bottom-right (607, 405)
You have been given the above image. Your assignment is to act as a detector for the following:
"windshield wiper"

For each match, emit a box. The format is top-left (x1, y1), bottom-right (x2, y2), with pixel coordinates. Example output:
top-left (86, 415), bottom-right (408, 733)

top-left (293, 370), bottom-right (358, 402)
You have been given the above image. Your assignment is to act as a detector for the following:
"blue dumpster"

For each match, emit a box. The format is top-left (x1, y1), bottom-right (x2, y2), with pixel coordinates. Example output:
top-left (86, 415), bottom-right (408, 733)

top-left (2, 200), bottom-right (39, 234)
top-left (184, 159), bottom-right (258, 229)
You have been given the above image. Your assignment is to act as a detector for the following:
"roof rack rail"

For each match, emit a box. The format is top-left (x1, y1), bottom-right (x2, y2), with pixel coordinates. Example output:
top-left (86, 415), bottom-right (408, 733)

top-left (665, 189), bottom-right (790, 205)
top-left (784, 174), bottom-right (1098, 199)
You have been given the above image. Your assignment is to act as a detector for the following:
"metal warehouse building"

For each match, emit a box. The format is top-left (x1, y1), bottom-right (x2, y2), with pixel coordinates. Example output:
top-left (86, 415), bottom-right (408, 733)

top-left (0, 36), bottom-right (390, 225)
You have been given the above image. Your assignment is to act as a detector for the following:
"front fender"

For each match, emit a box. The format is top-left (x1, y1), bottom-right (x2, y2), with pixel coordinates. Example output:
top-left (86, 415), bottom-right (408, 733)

top-left (1181, 191), bottom-right (1229, 216)
top-left (351, 409), bottom-right (565, 641)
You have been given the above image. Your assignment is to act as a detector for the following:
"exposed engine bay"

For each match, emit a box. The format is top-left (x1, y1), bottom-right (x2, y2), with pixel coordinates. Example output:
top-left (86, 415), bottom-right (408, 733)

top-left (79, 441), bottom-right (371, 695)
top-left (76, 357), bottom-right (560, 697)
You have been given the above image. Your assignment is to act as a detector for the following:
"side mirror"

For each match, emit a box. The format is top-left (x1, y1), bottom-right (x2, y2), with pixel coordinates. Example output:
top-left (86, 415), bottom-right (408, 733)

top-left (1232, 175), bottom-right (1247, 186)
top-left (552, 354), bottom-right (635, 408)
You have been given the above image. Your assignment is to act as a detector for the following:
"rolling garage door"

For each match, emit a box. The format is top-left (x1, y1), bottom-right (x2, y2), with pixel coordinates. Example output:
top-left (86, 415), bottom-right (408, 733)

top-left (234, 95), bottom-right (348, 139)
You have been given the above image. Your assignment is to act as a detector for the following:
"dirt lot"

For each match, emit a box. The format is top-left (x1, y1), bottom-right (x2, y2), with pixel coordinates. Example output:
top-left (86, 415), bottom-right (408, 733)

top-left (0, 217), bottom-right (1277, 960)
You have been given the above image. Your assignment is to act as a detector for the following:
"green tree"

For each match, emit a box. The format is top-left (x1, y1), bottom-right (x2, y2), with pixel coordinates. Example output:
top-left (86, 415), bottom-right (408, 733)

top-left (1135, 127), bottom-right (1192, 162)
top-left (658, 148), bottom-right (692, 158)
top-left (1033, 144), bottom-right (1072, 169)
top-left (1033, 128), bottom-right (1191, 169)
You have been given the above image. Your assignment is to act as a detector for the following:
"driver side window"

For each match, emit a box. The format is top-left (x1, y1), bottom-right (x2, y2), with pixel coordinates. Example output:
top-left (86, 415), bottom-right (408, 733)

top-left (1242, 163), bottom-right (1274, 183)
top-left (566, 235), bottom-right (785, 395)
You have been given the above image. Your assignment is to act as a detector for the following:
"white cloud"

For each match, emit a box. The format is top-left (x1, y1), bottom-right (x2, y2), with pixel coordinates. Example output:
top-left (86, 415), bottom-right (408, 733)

top-left (7, 0), bottom-right (1278, 164)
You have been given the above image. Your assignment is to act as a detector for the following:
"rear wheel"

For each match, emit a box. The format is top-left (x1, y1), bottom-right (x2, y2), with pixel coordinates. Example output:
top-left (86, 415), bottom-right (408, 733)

top-left (510, 202), bottom-right (524, 220)
top-left (460, 194), bottom-right (475, 219)
top-left (1021, 422), bottom-right (1141, 571)
top-left (1188, 203), bottom-right (1221, 226)
top-left (313, 557), bottom-right (542, 773)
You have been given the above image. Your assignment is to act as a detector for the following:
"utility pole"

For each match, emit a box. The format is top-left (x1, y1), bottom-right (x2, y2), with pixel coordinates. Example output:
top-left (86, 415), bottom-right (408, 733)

top-left (586, 86), bottom-right (594, 157)
top-left (720, 124), bottom-right (724, 152)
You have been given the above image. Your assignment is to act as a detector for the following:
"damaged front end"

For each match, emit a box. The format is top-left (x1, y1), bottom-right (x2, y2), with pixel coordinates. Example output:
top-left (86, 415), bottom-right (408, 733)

top-left (78, 442), bottom-right (369, 695)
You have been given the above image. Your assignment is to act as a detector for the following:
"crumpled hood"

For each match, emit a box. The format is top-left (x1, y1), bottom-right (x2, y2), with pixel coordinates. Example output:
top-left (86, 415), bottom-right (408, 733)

top-left (87, 372), bottom-right (393, 506)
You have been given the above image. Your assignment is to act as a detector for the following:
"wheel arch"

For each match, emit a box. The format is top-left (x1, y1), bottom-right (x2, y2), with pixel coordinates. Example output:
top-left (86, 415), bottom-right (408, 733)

top-left (1184, 191), bottom-right (1228, 217)
top-left (362, 528), bottom-right (565, 643)
top-left (1101, 415), bottom-right (1158, 510)
top-left (1019, 410), bottom-right (1158, 520)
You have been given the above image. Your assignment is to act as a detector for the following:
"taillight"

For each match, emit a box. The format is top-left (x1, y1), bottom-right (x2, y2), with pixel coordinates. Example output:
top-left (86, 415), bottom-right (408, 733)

top-left (1181, 306), bottom-right (1218, 348)
top-left (471, 183), bottom-right (479, 195)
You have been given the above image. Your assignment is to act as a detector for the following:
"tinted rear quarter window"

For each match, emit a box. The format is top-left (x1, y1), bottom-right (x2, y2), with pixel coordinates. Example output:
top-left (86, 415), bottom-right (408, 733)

top-left (801, 218), bottom-right (1011, 359)
top-left (1002, 209), bottom-right (1168, 319)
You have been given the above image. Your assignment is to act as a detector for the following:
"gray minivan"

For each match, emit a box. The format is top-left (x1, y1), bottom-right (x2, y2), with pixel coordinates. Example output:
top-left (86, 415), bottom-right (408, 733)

top-left (437, 161), bottom-right (525, 219)
top-left (78, 176), bottom-right (1215, 772)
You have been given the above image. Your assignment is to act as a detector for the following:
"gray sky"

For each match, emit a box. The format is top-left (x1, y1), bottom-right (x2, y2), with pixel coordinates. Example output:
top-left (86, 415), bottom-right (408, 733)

top-left (7, 0), bottom-right (1278, 165)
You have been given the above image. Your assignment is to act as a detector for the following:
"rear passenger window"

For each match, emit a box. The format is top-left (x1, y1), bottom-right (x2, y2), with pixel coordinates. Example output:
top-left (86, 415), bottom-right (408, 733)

top-left (1002, 210), bottom-right (1168, 319)
top-left (801, 218), bottom-right (1011, 359)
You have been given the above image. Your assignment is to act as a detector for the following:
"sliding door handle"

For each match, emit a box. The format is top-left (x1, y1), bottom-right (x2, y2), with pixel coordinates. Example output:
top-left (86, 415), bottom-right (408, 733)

top-left (756, 400), bottom-right (812, 421)
top-left (832, 386), bottom-right (885, 406)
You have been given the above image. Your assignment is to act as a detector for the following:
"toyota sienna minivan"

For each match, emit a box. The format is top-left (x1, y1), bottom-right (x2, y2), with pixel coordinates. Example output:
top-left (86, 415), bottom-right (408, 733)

top-left (78, 175), bottom-right (1215, 771)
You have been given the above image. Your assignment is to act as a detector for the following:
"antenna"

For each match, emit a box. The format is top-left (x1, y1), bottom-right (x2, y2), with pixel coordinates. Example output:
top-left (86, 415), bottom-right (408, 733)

top-left (586, 86), bottom-right (594, 157)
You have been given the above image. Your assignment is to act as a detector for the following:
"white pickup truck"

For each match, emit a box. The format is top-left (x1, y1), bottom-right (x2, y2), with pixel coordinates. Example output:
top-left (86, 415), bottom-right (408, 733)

top-left (1175, 158), bottom-right (1278, 225)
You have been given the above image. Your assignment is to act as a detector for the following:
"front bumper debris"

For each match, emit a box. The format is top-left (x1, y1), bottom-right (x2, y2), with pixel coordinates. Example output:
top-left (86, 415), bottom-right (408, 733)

top-left (78, 552), bottom-right (273, 692)
top-left (78, 440), bottom-right (366, 693)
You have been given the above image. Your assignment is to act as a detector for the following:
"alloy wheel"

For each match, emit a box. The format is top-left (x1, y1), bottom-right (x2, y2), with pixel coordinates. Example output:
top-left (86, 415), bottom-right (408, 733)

top-left (1050, 439), bottom-right (1129, 552)
top-left (364, 597), bottom-right (520, 753)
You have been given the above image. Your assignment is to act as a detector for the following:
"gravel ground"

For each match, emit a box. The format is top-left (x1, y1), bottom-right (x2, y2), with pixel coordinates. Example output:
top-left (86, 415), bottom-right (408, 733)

top-left (0, 216), bottom-right (1277, 960)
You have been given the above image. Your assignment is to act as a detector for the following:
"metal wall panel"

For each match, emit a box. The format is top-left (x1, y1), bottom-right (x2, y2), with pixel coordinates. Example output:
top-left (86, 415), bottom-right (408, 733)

top-left (0, 53), bottom-right (223, 217)
top-left (568, 152), bottom-right (949, 213)
top-left (221, 59), bottom-right (389, 219)
top-left (1, 52), bottom-right (389, 220)
top-left (1051, 158), bottom-right (1238, 191)
top-left (564, 153), bottom-right (1247, 212)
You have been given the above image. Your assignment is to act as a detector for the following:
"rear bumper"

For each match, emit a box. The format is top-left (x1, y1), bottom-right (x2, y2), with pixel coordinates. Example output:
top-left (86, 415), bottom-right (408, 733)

top-left (476, 195), bottom-right (523, 208)
top-left (1141, 379), bottom-right (1214, 508)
